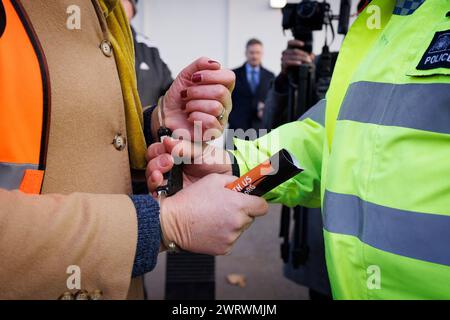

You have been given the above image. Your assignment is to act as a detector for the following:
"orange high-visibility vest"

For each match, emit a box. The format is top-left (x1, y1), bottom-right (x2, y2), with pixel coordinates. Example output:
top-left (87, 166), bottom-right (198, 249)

top-left (0, 0), bottom-right (50, 194)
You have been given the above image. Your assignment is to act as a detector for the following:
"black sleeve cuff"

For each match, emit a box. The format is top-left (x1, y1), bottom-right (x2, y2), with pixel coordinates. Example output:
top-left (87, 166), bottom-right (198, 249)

top-left (143, 105), bottom-right (157, 146)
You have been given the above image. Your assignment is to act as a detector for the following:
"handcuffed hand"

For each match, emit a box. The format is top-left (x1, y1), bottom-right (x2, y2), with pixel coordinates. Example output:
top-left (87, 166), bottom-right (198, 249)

top-left (159, 173), bottom-right (268, 255)
top-left (151, 57), bottom-right (235, 142)
top-left (145, 138), bottom-right (231, 193)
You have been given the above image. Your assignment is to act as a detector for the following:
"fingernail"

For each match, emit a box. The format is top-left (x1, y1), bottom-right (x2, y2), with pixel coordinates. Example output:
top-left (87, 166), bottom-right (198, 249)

top-left (180, 89), bottom-right (188, 99)
top-left (158, 156), bottom-right (170, 167)
top-left (208, 60), bottom-right (219, 65)
top-left (192, 73), bottom-right (202, 83)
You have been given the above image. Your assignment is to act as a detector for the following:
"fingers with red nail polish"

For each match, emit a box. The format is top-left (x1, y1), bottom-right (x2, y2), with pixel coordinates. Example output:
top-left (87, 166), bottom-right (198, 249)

top-left (192, 73), bottom-right (202, 83)
top-left (158, 57), bottom-right (235, 142)
top-left (189, 69), bottom-right (235, 90)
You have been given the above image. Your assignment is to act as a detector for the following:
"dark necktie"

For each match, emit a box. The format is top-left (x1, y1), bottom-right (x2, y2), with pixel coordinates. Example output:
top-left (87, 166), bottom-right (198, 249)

top-left (250, 69), bottom-right (258, 93)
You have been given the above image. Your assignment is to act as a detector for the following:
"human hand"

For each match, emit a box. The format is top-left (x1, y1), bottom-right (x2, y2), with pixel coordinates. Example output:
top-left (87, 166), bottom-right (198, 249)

top-left (151, 57), bottom-right (235, 142)
top-left (281, 40), bottom-right (315, 75)
top-left (159, 173), bottom-right (268, 255)
top-left (145, 138), bottom-right (232, 193)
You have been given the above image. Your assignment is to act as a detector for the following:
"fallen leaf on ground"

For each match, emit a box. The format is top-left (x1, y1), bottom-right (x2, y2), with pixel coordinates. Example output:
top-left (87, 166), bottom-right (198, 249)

top-left (226, 274), bottom-right (247, 288)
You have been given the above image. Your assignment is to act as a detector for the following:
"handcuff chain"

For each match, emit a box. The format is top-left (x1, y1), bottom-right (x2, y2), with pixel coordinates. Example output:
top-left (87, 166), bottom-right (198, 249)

top-left (156, 96), bottom-right (180, 253)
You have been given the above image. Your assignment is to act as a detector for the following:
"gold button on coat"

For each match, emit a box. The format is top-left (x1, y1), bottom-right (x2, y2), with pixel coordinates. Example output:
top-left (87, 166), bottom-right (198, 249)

top-left (90, 289), bottom-right (103, 300)
top-left (113, 134), bottom-right (126, 151)
top-left (100, 40), bottom-right (112, 57)
top-left (58, 292), bottom-right (74, 300)
top-left (74, 290), bottom-right (90, 300)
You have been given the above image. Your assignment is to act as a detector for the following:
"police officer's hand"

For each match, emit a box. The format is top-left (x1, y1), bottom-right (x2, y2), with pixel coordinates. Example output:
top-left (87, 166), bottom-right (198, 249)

top-left (281, 40), bottom-right (315, 75)
top-left (145, 138), bottom-right (232, 193)
top-left (152, 57), bottom-right (235, 142)
top-left (159, 173), bottom-right (268, 255)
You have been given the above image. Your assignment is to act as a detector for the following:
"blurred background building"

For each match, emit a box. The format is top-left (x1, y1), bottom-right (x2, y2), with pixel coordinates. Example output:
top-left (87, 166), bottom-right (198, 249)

top-left (133, 0), bottom-right (358, 75)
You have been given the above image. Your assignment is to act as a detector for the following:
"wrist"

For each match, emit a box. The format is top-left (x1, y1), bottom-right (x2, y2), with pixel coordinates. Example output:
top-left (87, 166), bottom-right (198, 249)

top-left (151, 94), bottom-right (170, 142)
top-left (151, 103), bottom-right (161, 142)
top-left (158, 195), bottom-right (180, 251)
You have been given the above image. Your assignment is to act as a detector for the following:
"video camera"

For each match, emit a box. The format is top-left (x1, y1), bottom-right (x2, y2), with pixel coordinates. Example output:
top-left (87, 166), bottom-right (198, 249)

top-left (282, 0), bottom-right (352, 53)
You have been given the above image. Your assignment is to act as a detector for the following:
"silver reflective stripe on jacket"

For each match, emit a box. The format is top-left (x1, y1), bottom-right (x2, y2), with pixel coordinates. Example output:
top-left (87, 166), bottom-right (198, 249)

top-left (0, 162), bottom-right (38, 190)
top-left (323, 190), bottom-right (450, 267)
top-left (299, 99), bottom-right (326, 127)
top-left (338, 81), bottom-right (450, 134)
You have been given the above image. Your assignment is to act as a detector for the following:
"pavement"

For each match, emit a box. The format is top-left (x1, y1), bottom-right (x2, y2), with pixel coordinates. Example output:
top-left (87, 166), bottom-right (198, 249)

top-left (144, 204), bottom-right (309, 300)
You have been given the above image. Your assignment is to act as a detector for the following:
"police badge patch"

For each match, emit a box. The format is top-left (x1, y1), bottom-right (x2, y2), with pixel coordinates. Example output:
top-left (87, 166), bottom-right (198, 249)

top-left (416, 30), bottom-right (450, 70)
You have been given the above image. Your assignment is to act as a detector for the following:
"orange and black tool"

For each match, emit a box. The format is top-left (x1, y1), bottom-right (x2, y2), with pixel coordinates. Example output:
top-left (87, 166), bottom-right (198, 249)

top-left (226, 149), bottom-right (303, 197)
top-left (155, 127), bottom-right (183, 197)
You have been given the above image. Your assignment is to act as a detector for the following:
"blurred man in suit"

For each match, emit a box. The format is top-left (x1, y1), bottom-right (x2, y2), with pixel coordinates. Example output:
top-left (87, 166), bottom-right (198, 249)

top-left (229, 39), bottom-right (275, 135)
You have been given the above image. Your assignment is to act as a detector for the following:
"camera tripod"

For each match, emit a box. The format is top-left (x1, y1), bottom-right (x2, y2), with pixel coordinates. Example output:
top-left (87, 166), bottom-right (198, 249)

top-left (279, 59), bottom-right (316, 269)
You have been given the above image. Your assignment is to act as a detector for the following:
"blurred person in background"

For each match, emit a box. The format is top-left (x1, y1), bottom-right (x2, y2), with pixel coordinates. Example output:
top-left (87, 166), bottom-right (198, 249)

top-left (263, 39), bottom-right (340, 300)
top-left (121, 0), bottom-right (173, 108)
top-left (228, 38), bottom-right (275, 135)
top-left (263, 40), bottom-right (338, 129)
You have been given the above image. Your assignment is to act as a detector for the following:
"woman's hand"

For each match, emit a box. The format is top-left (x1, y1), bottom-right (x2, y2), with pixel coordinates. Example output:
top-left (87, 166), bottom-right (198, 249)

top-left (160, 174), bottom-right (268, 255)
top-left (145, 138), bottom-right (233, 193)
top-left (151, 57), bottom-right (235, 142)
